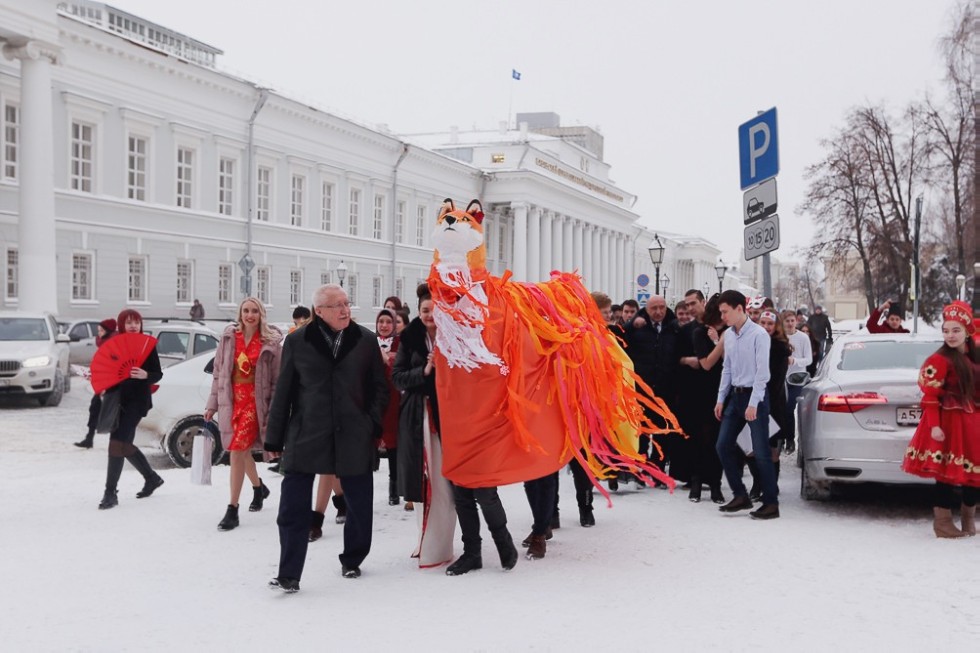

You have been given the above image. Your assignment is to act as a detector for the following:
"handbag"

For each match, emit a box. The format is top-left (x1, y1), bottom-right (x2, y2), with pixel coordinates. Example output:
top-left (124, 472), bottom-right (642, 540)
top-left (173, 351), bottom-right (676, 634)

top-left (95, 390), bottom-right (121, 434)
top-left (190, 433), bottom-right (213, 485)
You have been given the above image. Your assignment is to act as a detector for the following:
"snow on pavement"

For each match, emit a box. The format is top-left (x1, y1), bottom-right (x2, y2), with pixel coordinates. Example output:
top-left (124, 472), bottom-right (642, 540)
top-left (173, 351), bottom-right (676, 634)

top-left (0, 385), bottom-right (977, 652)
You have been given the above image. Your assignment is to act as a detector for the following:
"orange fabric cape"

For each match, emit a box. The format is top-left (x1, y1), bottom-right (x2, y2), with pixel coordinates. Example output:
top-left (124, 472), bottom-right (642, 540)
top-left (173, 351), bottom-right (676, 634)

top-left (430, 268), bottom-right (679, 503)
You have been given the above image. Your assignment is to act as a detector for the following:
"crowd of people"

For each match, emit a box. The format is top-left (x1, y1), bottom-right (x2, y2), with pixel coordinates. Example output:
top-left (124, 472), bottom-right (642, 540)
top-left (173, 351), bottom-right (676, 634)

top-left (79, 281), bottom-right (977, 592)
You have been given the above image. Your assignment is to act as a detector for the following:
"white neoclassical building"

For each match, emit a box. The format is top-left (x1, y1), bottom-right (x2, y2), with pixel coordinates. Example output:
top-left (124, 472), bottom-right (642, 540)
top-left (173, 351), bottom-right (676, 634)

top-left (0, 1), bottom-right (723, 324)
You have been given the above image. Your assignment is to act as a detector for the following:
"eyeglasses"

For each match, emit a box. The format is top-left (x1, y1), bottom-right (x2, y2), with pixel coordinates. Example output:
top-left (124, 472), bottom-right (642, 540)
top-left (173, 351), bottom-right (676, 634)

top-left (318, 301), bottom-right (352, 310)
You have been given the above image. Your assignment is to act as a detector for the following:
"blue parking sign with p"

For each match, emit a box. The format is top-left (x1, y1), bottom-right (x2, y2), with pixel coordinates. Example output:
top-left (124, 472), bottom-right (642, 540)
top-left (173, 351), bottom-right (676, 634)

top-left (739, 107), bottom-right (779, 189)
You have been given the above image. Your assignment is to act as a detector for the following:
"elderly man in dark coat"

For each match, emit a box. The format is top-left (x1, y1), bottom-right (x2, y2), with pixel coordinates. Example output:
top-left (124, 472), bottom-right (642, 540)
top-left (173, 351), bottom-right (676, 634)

top-left (265, 284), bottom-right (389, 593)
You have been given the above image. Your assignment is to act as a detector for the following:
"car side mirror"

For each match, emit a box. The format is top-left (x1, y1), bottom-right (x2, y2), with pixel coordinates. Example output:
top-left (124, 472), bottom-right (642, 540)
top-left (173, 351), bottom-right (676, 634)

top-left (204, 357), bottom-right (215, 375)
top-left (56, 334), bottom-right (71, 344)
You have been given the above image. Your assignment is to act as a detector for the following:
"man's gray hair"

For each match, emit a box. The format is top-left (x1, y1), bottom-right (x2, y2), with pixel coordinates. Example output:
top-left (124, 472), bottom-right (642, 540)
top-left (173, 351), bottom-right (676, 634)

top-left (312, 284), bottom-right (346, 307)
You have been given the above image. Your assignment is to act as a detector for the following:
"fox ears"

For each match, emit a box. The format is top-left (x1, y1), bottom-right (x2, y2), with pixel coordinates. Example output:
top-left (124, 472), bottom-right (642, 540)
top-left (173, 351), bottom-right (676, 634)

top-left (437, 198), bottom-right (484, 224)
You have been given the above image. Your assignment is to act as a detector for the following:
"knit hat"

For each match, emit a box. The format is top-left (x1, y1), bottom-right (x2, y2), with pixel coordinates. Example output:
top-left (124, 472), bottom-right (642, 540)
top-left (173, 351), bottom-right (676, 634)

top-left (942, 301), bottom-right (974, 335)
top-left (99, 318), bottom-right (117, 333)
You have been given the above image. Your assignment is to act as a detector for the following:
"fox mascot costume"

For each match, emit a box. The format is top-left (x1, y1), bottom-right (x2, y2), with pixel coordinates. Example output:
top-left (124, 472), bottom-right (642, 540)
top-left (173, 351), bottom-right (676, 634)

top-left (427, 198), bottom-right (677, 501)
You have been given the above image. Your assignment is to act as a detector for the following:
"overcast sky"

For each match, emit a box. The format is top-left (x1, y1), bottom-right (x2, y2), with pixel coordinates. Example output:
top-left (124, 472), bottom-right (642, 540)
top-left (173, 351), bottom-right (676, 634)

top-left (116, 0), bottom-right (958, 262)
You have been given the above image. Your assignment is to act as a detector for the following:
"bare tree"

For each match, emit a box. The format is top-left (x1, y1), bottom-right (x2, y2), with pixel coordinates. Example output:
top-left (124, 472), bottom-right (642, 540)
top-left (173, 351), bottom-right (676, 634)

top-left (922, 1), bottom-right (974, 276)
top-left (800, 126), bottom-right (877, 311)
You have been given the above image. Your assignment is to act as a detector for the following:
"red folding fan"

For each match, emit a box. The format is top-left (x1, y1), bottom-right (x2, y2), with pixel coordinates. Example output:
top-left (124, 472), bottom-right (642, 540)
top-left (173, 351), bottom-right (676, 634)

top-left (90, 332), bottom-right (158, 394)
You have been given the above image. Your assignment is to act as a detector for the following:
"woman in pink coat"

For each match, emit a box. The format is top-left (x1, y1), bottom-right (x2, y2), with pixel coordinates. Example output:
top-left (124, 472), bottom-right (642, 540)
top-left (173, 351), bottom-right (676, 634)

top-left (205, 297), bottom-right (282, 531)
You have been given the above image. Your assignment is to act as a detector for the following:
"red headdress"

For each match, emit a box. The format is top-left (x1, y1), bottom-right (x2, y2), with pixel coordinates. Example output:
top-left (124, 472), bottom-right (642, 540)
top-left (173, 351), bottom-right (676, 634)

top-left (942, 300), bottom-right (974, 335)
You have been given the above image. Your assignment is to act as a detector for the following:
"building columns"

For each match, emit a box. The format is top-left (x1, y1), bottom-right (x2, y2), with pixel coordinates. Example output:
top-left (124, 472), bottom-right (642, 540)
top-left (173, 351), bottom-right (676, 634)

top-left (540, 210), bottom-right (553, 279)
top-left (527, 205), bottom-right (541, 282)
top-left (4, 41), bottom-right (61, 312)
top-left (562, 215), bottom-right (573, 274)
top-left (512, 202), bottom-right (528, 281)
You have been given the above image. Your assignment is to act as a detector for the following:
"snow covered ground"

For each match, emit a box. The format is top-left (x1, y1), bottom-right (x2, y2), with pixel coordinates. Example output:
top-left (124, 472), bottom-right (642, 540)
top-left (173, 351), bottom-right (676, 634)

top-left (1, 384), bottom-right (976, 652)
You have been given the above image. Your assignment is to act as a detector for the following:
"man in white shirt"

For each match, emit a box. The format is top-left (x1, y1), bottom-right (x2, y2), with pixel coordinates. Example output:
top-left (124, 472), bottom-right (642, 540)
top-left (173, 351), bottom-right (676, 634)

top-left (713, 290), bottom-right (780, 520)
top-left (781, 310), bottom-right (813, 454)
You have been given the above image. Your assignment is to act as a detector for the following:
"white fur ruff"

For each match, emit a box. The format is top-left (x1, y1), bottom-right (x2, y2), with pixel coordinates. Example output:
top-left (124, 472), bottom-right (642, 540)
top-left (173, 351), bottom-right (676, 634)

top-left (433, 264), bottom-right (504, 372)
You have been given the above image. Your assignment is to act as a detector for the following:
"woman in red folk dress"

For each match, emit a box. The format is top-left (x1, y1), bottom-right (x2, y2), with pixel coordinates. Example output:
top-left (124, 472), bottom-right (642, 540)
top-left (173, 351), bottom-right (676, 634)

top-left (902, 301), bottom-right (979, 538)
top-left (206, 297), bottom-right (282, 531)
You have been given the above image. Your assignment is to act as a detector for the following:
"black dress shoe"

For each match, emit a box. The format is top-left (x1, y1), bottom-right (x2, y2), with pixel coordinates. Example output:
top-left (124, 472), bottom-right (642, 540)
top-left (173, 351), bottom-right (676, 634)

top-left (719, 495), bottom-right (753, 513)
top-left (710, 486), bottom-right (726, 504)
top-left (136, 475), bottom-right (164, 499)
top-left (269, 577), bottom-right (300, 593)
top-left (98, 491), bottom-right (118, 510)
top-left (750, 504), bottom-right (780, 520)
top-left (688, 480), bottom-right (703, 503)
top-left (341, 565), bottom-right (361, 579)
top-left (446, 553), bottom-right (483, 576)
top-left (579, 507), bottom-right (595, 527)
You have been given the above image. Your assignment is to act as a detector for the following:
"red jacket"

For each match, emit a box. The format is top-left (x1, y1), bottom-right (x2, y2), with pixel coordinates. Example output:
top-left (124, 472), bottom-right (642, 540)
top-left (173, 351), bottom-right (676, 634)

top-left (866, 307), bottom-right (909, 334)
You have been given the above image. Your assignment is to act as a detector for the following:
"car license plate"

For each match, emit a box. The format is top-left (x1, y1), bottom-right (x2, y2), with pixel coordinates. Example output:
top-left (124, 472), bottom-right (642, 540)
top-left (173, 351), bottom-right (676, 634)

top-left (896, 407), bottom-right (922, 426)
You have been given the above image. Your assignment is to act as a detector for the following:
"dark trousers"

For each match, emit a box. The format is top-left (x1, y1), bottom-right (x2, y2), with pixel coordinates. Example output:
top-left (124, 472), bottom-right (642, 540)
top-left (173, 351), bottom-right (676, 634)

top-left (86, 394), bottom-right (102, 434)
top-left (277, 471), bottom-right (374, 580)
top-left (716, 391), bottom-right (779, 506)
top-left (451, 484), bottom-right (508, 555)
top-left (386, 448), bottom-right (398, 500)
top-left (935, 482), bottom-right (979, 509)
top-left (552, 461), bottom-right (593, 515)
top-left (691, 413), bottom-right (723, 488)
top-left (784, 384), bottom-right (803, 444)
top-left (524, 473), bottom-right (557, 536)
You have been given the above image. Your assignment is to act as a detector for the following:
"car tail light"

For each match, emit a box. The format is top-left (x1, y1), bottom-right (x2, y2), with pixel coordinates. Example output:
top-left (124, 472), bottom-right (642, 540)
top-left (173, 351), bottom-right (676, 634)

top-left (817, 392), bottom-right (887, 413)
top-left (150, 384), bottom-right (159, 394)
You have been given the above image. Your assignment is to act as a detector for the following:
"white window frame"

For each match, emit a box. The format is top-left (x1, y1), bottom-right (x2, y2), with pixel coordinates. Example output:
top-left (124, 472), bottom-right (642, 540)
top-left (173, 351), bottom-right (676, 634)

top-left (289, 269), bottom-right (303, 305)
top-left (256, 166), bottom-right (272, 221)
top-left (348, 187), bottom-right (360, 236)
top-left (372, 275), bottom-right (383, 308)
top-left (256, 266), bottom-right (270, 305)
top-left (321, 181), bottom-right (334, 231)
top-left (347, 273), bottom-right (358, 307)
top-left (126, 133), bottom-right (149, 201)
top-left (175, 145), bottom-right (195, 209)
top-left (416, 205), bottom-right (427, 246)
top-left (5, 247), bottom-right (18, 301)
top-left (176, 259), bottom-right (193, 304)
top-left (320, 271), bottom-right (331, 287)
top-left (394, 277), bottom-right (404, 302)
top-left (70, 120), bottom-right (96, 193)
top-left (290, 173), bottom-right (305, 227)
top-left (372, 193), bottom-right (384, 240)
top-left (218, 156), bottom-right (235, 216)
top-left (71, 251), bottom-right (95, 303)
top-left (127, 255), bottom-right (148, 303)
top-left (218, 263), bottom-right (233, 304)
top-left (3, 103), bottom-right (19, 180)
top-left (395, 200), bottom-right (406, 244)
top-left (498, 223), bottom-right (507, 261)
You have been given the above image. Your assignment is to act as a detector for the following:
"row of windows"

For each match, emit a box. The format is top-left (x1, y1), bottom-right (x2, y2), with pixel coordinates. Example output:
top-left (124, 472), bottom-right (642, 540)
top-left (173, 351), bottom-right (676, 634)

top-left (4, 248), bottom-right (412, 308)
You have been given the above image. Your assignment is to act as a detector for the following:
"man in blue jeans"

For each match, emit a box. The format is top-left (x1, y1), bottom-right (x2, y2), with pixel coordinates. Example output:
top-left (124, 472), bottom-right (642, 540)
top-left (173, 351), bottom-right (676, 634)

top-left (713, 290), bottom-right (780, 520)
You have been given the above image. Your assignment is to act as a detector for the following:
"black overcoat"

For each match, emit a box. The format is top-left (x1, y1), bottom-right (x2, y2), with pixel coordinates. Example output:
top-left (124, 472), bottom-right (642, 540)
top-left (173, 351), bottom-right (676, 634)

top-left (264, 316), bottom-right (389, 476)
top-left (390, 318), bottom-right (438, 502)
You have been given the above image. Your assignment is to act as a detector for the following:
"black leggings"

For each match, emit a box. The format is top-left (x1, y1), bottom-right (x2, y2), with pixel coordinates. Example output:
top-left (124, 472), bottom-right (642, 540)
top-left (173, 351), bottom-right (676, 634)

top-left (934, 482), bottom-right (979, 509)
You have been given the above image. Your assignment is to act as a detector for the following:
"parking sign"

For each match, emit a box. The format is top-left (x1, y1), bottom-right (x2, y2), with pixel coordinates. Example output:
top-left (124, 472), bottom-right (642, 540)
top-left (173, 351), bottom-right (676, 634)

top-left (738, 108), bottom-right (779, 189)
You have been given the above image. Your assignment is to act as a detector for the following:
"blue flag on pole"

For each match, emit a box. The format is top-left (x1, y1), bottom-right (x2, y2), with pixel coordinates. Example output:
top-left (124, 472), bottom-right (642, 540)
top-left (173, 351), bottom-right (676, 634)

top-left (512, 69), bottom-right (521, 81)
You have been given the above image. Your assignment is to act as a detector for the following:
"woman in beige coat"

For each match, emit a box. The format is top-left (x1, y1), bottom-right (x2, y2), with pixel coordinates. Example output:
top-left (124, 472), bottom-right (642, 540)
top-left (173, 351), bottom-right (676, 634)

top-left (205, 297), bottom-right (282, 531)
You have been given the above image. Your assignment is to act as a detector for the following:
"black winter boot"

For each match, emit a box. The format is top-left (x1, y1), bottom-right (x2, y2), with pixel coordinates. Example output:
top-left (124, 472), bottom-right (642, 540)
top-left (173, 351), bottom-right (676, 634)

top-left (309, 510), bottom-right (325, 542)
top-left (75, 431), bottom-right (95, 448)
top-left (491, 527), bottom-right (519, 571)
top-left (333, 494), bottom-right (347, 524)
top-left (98, 456), bottom-right (124, 509)
top-left (127, 449), bottom-right (164, 498)
top-left (388, 477), bottom-right (400, 506)
top-left (217, 504), bottom-right (240, 531)
top-left (746, 457), bottom-right (761, 501)
top-left (446, 552), bottom-right (483, 576)
top-left (248, 479), bottom-right (270, 512)
top-left (688, 476), bottom-right (703, 503)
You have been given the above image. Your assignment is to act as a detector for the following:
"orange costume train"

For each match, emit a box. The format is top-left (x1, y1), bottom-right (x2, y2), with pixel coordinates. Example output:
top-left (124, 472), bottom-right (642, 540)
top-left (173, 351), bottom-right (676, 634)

top-left (427, 198), bottom-right (677, 502)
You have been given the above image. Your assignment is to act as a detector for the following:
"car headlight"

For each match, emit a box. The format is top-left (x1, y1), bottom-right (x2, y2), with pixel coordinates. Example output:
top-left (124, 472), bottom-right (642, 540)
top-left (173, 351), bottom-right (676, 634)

top-left (22, 355), bottom-right (52, 368)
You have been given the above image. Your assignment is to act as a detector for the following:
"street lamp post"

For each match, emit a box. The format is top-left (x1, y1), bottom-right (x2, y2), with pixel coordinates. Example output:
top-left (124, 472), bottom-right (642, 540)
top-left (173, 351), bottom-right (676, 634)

top-left (336, 260), bottom-right (348, 288)
top-left (702, 281), bottom-right (710, 298)
top-left (955, 273), bottom-right (966, 302)
top-left (661, 274), bottom-right (670, 302)
top-left (714, 260), bottom-right (727, 294)
top-left (648, 234), bottom-right (665, 295)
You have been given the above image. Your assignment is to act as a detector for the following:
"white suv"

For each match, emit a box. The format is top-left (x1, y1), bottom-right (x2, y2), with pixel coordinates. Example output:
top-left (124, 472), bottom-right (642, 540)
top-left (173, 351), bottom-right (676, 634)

top-left (0, 312), bottom-right (71, 406)
top-left (142, 319), bottom-right (221, 368)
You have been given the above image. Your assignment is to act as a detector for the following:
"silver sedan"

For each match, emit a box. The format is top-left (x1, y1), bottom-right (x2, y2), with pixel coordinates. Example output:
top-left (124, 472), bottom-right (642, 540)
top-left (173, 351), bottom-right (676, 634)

top-left (797, 331), bottom-right (942, 500)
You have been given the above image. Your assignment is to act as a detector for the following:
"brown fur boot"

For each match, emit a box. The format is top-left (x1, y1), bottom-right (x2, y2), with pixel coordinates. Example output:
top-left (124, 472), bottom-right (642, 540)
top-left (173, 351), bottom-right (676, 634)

top-left (933, 507), bottom-right (967, 539)
top-left (961, 504), bottom-right (976, 536)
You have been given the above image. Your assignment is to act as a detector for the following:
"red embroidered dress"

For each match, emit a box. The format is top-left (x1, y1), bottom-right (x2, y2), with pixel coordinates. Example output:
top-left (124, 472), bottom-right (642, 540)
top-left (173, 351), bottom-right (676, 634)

top-left (228, 330), bottom-right (262, 451)
top-left (902, 352), bottom-right (980, 487)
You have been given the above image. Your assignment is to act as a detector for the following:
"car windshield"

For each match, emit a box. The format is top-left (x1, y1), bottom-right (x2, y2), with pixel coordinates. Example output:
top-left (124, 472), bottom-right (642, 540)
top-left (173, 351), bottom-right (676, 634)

top-left (838, 340), bottom-right (938, 371)
top-left (0, 318), bottom-right (50, 341)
